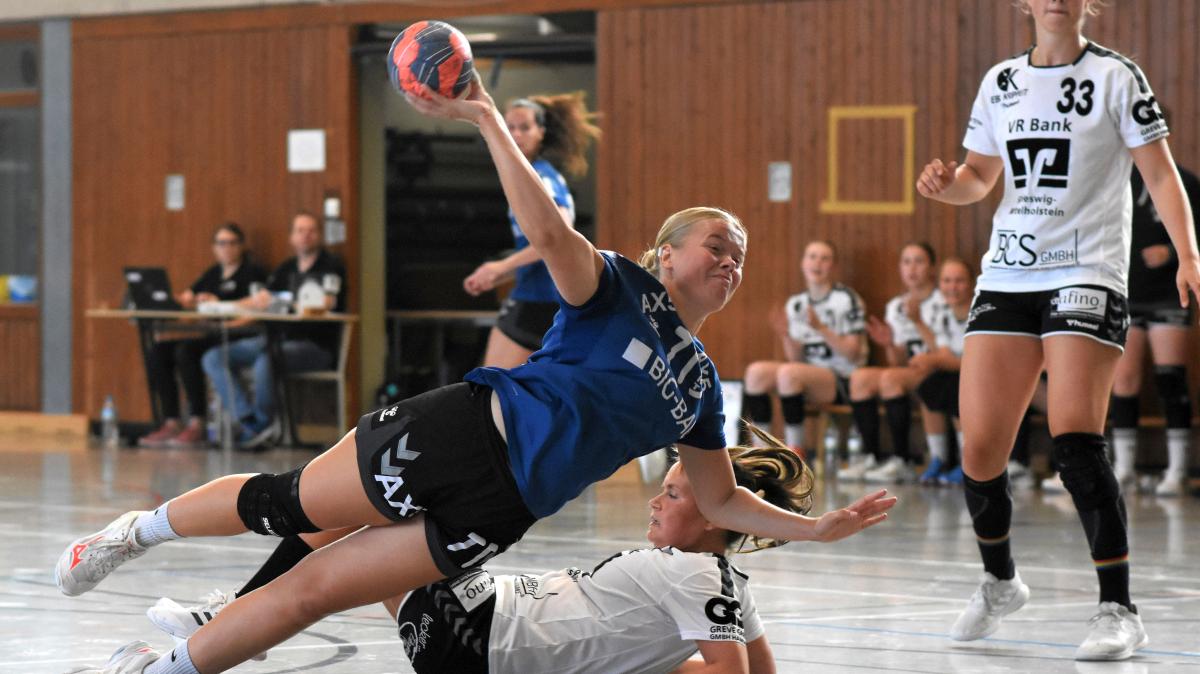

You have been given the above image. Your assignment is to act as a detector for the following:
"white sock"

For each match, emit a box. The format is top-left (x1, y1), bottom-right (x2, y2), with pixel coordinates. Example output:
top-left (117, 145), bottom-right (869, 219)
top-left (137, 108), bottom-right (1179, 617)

top-left (1166, 428), bottom-right (1190, 476)
top-left (926, 434), bottom-right (948, 462)
top-left (134, 502), bottom-right (182, 548)
top-left (1112, 428), bottom-right (1137, 475)
top-left (784, 423), bottom-right (805, 449)
top-left (145, 642), bottom-right (199, 674)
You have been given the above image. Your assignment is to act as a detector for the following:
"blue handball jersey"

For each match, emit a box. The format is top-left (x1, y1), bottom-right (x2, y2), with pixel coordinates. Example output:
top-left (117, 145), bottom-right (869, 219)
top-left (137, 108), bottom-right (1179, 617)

top-left (509, 159), bottom-right (574, 303)
top-left (466, 252), bottom-right (727, 518)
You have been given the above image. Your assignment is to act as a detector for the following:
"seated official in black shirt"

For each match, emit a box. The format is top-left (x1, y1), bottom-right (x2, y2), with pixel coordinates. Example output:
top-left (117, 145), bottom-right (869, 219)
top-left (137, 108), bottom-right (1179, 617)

top-left (140, 222), bottom-right (267, 448)
top-left (201, 211), bottom-right (347, 449)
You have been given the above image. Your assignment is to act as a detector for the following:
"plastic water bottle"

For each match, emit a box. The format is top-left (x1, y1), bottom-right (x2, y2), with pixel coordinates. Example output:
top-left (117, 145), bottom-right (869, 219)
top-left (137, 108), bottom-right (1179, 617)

top-left (846, 427), bottom-right (863, 465)
top-left (100, 395), bottom-right (119, 448)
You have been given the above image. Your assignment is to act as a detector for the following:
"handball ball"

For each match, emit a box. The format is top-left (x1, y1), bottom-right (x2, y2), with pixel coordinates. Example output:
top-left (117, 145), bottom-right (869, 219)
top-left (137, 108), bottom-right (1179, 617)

top-left (388, 21), bottom-right (475, 99)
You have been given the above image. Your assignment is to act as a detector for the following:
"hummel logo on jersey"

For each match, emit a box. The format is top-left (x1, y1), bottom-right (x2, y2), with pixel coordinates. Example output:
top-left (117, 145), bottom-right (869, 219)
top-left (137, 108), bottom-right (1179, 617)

top-left (997, 67), bottom-right (1018, 92)
top-left (370, 403), bottom-right (409, 430)
top-left (1007, 138), bottom-right (1070, 189)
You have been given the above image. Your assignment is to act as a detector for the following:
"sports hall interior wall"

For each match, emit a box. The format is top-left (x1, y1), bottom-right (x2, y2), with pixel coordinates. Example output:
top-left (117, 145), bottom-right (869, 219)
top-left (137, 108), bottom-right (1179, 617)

top-left (61, 0), bottom-right (1200, 421)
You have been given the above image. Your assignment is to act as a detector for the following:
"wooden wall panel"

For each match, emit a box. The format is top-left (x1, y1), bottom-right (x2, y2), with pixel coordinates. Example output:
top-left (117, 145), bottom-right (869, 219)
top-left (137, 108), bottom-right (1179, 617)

top-left (597, 0), bottom-right (1200, 379)
top-left (72, 21), bottom-right (358, 421)
top-left (0, 306), bottom-right (40, 411)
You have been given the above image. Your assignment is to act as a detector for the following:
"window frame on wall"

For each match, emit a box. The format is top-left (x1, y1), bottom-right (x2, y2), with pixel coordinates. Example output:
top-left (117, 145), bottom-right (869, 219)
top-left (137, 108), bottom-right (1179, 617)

top-left (0, 23), bottom-right (40, 296)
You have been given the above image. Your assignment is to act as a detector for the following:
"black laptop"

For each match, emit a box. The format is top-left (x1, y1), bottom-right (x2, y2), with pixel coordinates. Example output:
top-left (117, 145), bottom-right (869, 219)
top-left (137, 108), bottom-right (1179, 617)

top-left (124, 267), bottom-right (183, 310)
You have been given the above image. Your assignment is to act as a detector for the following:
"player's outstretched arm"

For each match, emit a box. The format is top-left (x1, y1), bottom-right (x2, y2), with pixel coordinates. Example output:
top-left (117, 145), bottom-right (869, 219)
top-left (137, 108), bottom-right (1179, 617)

top-left (916, 152), bottom-right (1003, 205)
top-left (678, 445), bottom-right (897, 544)
top-left (404, 77), bottom-right (602, 306)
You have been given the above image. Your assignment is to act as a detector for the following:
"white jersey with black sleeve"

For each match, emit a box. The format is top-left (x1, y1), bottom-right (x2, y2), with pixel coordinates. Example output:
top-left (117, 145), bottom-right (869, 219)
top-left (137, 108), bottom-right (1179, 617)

top-left (785, 284), bottom-right (866, 378)
top-left (487, 548), bottom-right (763, 674)
top-left (963, 43), bottom-right (1170, 297)
top-left (884, 289), bottom-right (944, 358)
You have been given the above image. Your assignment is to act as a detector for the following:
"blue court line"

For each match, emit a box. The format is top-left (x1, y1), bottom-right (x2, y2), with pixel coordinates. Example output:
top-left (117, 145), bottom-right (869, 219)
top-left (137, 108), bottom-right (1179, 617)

top-left (774, 622), bottom-right (1200, 658)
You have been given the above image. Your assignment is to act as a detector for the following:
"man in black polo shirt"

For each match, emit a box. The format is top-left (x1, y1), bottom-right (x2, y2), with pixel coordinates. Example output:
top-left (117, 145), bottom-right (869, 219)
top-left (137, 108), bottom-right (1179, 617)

top-left (201, 211), bottom-right (347, 448)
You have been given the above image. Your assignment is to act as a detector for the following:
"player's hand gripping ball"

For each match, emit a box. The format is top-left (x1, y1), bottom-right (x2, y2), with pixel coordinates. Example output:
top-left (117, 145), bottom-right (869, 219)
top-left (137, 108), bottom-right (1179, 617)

top-left (388, 21), bottom-right (475, 100)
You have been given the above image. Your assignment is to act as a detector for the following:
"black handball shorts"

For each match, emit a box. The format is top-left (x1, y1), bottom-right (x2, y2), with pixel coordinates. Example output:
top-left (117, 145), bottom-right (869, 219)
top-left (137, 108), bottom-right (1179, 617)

top-left (356, 382), bottom-right (536, 576)
top-left (396, 569), bottom-right (495, 674)
top-left (1128, 299), bottom-right (1193, 330)
top-left (964, 284), bottom-right (1129, 350)
top-left (496, 297), bottom-right (559, 351)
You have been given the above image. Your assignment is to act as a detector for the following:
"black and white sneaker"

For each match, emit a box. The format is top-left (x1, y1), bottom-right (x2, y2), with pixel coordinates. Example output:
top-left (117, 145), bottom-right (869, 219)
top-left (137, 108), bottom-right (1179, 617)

top-left (147, 590), bottom-right (267, 660)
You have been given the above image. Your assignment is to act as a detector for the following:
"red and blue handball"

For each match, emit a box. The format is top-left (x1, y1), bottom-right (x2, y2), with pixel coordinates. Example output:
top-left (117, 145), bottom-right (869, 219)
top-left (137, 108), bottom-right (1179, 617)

top-left (388, 20), bottom-right (475, 100)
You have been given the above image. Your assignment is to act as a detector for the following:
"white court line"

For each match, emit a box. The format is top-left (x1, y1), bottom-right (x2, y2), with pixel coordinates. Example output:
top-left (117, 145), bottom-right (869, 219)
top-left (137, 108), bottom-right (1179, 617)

top-left (764, 593), bottom-right (1200, 625)
top-left (0, 639), bottom-right (401, 668)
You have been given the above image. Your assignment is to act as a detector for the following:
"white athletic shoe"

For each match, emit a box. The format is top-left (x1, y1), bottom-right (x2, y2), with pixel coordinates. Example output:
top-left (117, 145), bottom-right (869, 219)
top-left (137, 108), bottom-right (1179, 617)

top-left (838, 454), bottom-right (877, 481)
top-left (65, 640), bottom-right (160, 673)
top-left (863, 456), bottom-right (915, 484)
top-left (1075, 602), bottom-right (1148, 661)
top-left (148, 590), bottom-right (268, 661)
top-left (1155, 470), bottom-right (1187, 497)
top-left (950, 571), bottom-right (1031, 641)
top-left (56, 511), bottom-right (147, 596)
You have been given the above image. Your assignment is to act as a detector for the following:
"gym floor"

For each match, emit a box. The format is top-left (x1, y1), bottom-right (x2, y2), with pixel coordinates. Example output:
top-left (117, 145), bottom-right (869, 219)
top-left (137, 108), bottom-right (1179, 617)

top-left (2, 442), bottom-right (1198, 673)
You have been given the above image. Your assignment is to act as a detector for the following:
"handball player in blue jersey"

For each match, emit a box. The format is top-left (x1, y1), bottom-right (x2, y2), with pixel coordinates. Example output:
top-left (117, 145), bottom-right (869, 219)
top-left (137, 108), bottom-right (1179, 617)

top-left (59, 75), bottom-right (896, 674)
top-left (463, 92), bottom-right (600, 368)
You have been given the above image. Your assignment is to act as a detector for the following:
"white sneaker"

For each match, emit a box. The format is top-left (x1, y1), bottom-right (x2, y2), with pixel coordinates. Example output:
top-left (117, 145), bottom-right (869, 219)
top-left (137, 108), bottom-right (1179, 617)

top-left (839, 454), bottom-right (877, 481)
top-left (1155, 471), bottom-right (1187, 497)
top-left (863, 456), bottom-right (915, 484)
top-left (148, 590), bottom-right (268, 660)
top-left (65, 640), bottom-right (160, 673)
top-left (950, 571), bottom-right (1031, 641)
top-left (1076, 602), bottom-right (1148, 661)
top-left (1041, 473), bottom-right (1066, 493)
top-left (56, 512), bottom-right (147, 596)
top-left (148, 589), bottom-right (232, 639)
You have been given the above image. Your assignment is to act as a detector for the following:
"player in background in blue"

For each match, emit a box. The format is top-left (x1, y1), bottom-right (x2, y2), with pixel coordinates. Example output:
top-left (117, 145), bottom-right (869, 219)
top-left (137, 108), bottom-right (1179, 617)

top-left (60, 74), bottom-right (896, 674)
top-left (462, 92), bottom-right (601, 367)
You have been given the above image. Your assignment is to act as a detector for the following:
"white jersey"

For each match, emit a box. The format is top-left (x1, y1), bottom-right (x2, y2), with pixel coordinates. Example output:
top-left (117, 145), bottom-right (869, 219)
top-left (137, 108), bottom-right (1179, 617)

top-left (884, 289), bottom-right (944, 357)
top-left (932, 303), bottom-right (970, 356)
top-left (785, 284), bottom-right (866, 378)
top-left (487, 548), bottom-right (763, 674)
top-left (963, 43), bottom-right (1169, 296)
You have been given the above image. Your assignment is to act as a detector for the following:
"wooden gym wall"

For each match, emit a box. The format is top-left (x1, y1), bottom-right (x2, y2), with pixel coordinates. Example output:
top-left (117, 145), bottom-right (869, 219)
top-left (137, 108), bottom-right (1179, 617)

top-left (596, 0), bottom-right (1200, 378)
top-left (71, 12), bottom-right (359, 420)
top-left (68, 0), bottom-right (1199, 420)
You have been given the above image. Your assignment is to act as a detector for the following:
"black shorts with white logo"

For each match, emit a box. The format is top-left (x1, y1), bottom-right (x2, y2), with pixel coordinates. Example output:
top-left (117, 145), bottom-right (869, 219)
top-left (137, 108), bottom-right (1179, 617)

top-left (1128, 300), bottom-right (1193, 330)
top-left (356, 382), bottom-right (536, 577)
top-left (496, 298), bottom-right (559, 351)
top-left (396, 570), bottom-right (494, 674)
top-left (965, 285), bottom-right (1129, 350)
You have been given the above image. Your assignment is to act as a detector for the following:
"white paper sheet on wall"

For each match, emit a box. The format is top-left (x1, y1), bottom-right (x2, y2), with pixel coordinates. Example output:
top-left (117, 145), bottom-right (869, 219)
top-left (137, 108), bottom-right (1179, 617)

top-left (287, 129), bottom-right (326, 172)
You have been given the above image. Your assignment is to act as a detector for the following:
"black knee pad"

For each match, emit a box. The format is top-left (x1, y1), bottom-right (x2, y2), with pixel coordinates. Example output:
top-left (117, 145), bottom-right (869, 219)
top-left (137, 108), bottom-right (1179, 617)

top-left (237, 466), bottom-right (320, 537)
top-left (1053, 433), bottom-right (1120, 510)
top-left (1154, 365), bottom-right (1192, 429)
top-left (741, 393), bottom-right (772, 424)
top-left (779, 393), bottom-right (807, 425)
top-left (1108, 395), bottom-right (1139, 429)
top-left (963, 472), bottom-right (1012, 538)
